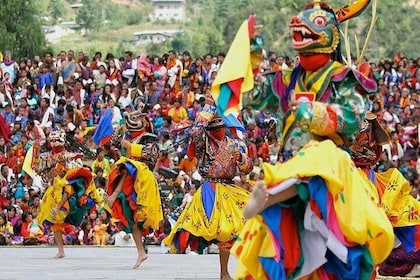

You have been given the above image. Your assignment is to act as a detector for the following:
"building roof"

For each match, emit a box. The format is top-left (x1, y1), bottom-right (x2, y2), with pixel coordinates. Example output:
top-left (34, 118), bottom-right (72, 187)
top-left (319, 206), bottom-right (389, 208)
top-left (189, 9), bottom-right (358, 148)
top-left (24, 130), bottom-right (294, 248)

top-left (69, 3), bottom-right (83, 8)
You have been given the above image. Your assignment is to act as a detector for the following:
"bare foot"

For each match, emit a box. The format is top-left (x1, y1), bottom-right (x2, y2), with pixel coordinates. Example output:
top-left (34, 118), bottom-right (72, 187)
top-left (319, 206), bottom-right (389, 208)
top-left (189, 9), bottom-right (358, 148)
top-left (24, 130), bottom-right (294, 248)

top-left (243, 181), bottom-right (269, 219)
top-left (54, 252), bottom-right (65, 259)
top-left (133, 254), bottom-right (148, 269)
top-left (220, 273), bottom-right (233, 280)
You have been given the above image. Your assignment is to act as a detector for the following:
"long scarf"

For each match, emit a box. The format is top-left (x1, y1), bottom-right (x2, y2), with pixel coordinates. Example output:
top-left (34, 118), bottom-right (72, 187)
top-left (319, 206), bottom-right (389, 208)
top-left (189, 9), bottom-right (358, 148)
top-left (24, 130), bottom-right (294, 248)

top-left (1, 59), bottom-right (14, 67)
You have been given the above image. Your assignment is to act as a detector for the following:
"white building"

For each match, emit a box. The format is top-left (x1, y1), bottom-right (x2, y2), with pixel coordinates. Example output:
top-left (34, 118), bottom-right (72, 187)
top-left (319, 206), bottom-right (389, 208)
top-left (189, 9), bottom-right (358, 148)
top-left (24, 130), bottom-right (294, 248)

top-left (152, 0), bottom-right (185, 22)
top-left (133, 30), bottom-right (182, 45)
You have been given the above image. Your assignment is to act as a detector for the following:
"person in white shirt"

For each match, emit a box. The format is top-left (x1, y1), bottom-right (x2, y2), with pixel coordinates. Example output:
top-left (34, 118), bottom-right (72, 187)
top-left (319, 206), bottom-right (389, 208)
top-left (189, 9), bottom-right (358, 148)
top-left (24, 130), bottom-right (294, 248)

top-left (382, 105), bottom-right (400, 132)
top-left (180, 185), bottom-right (196, 209)
top-left (108, 99), bottom-right (122, 129)
top-left (118, 88), bottom-right (132, 110)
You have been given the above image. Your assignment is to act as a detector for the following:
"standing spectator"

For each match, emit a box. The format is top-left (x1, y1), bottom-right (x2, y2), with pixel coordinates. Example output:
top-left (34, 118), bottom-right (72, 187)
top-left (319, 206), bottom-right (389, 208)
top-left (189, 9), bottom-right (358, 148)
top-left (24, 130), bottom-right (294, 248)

top-left (166, 50), bottom-right (182, 95)
top-left (121, 51), bottom-right (137, 89)
top-left (152, 56), bottom-right (167, 95)
top-left (79, 56), bottom-right (93, 87)
top-left (90, 52), bottom-right (102, 76)
top-left (181, 51), bottom-right (195, 86)
top-left (94, 63), bottom-right (107, 94)
top-left (107, 58), bottom-right (121, 99)
top-left (38, 64), bottom-right (54, 90)
top-left (0, 51), bottom-right (18, 84)
top-left (59, 50), bottom-right (81, 90)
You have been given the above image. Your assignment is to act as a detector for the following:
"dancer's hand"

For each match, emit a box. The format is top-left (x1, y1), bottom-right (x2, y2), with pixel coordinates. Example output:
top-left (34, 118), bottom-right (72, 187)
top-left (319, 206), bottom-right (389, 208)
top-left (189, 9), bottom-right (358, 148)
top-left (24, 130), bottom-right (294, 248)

top-left (104, 194), bottom-right (117, 207)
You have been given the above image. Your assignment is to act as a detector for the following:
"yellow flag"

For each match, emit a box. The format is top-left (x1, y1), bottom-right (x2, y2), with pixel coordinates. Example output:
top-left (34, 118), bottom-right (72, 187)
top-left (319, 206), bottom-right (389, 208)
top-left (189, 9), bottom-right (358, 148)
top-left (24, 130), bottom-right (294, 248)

top-left (22, 146), bottom-right (35, 179)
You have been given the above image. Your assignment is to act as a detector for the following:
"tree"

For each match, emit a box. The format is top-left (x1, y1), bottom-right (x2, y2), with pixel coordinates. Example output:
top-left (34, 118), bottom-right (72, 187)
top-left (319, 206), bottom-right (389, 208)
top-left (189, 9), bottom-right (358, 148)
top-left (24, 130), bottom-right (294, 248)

top-left (48, 0), bottom-right (65, 20)
top-left (76, 0), bottom-right (102, 34)
top-left (0, 0), bottom-right (46, 58)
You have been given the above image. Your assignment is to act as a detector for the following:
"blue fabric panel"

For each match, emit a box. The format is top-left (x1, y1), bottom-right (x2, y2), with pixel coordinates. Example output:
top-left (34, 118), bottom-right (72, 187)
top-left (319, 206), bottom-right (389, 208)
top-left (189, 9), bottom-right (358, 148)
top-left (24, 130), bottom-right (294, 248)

top-left (395, 226), bottom-right (417, 253)
top-left (307, 176), bottom-right (328, 220)
top-left (259, 204), bottom-right (286, 279)
top-left (201, 181), bottom-right (216, 220)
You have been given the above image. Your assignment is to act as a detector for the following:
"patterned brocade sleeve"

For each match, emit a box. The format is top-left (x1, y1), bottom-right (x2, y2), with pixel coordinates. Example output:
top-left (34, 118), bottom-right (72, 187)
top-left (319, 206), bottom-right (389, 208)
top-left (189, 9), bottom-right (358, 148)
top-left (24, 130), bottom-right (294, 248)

top-left (295, 79), bottom-right (366, 143)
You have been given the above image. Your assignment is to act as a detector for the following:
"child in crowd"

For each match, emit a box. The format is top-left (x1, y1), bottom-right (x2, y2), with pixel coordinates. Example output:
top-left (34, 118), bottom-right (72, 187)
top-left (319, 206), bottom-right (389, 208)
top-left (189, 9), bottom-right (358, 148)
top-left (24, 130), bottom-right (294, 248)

top-left (78, 220), bottom-right (94, 245)
top-left (0, 213), bottom-right (13, 245)
top-left (93, 217), bottom-right (109, 246)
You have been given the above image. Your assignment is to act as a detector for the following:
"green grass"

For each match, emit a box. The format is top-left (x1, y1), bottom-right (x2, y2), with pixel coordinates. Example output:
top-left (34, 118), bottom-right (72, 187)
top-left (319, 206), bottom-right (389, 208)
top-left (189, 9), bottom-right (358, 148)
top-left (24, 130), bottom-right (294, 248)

top-left (49, 22), bottom-right (181, 57)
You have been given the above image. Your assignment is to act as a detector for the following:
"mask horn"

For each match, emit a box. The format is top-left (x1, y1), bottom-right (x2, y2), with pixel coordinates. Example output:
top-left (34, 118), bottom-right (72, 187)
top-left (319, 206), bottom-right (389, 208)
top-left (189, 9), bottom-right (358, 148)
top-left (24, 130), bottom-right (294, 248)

top-left (335, 0), bottom-right (371, 23)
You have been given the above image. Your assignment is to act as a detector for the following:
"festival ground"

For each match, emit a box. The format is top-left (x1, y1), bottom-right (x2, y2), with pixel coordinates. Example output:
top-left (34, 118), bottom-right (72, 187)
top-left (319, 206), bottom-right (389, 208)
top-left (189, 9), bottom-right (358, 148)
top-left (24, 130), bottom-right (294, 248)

top-left (2, 245), bottom-right (237, 280)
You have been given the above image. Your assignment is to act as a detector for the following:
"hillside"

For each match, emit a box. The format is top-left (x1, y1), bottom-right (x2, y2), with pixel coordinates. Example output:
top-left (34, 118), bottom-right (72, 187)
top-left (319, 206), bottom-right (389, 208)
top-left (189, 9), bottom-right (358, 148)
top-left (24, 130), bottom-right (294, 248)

top-left (37, 0), bottom-right (420, 60)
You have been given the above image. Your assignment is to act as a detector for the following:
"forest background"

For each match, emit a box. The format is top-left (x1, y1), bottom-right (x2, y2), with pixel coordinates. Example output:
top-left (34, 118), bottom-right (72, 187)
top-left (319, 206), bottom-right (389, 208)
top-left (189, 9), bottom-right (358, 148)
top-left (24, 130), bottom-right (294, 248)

top-left (0, 0), bottom-right (418, 60)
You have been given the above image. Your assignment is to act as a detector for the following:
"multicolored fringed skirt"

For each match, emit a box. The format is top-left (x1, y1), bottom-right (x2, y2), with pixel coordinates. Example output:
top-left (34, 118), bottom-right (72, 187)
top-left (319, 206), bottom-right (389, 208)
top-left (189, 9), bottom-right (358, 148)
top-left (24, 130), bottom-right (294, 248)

top-left (163, 181), bottom-right (249, 253)
top-left (231, 140), bottom-right (395, 280)
top-left (107, 157), bottom-right (163, 234)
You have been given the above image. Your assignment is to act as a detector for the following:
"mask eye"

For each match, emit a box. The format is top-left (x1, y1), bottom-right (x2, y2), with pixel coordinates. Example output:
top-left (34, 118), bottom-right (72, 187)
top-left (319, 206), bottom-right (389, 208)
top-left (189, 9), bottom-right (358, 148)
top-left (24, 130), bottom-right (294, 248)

top-left (313, 16), bottom-right (326, 27)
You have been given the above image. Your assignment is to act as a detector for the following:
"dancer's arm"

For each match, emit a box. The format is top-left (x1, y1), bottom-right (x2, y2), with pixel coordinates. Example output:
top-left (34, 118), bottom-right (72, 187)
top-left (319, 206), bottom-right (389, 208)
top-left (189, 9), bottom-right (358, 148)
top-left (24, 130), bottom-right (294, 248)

top-left (244, 180), bottom-right (298, 219)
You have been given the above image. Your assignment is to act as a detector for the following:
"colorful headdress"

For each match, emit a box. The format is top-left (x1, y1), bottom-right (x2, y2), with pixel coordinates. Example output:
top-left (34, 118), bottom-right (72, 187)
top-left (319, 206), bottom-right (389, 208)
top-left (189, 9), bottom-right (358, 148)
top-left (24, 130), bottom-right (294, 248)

top-left (49, 128), bottom-right (66, 148)
top-left (290, 0), bottom-right (372, 54)
top-left (206, 115), bottom-right (225, 131)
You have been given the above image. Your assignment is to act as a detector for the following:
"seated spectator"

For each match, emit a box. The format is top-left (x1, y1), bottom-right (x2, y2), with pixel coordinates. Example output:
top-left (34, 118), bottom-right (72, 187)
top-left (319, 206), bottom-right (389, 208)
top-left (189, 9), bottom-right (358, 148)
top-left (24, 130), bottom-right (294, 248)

top-left (78, 219), bottom-right (94, 245)
top-left (21, 211), bottom-right (44, 245)
top-left (25, 119), bottom-right (46, 146)
top-left (154, 150), bottom-right (174, 173)
top-left (0, 213), bottom-right (13, 245)
top-left (180, 185), bottom-right (196, 209)
top-left (159, 132), bottom-right (175, 160)
top-left (169, 183), bottom-right (184, 209)
top-left (99, 209), bottom-right (117, 244)
top-left (168, 98), bottom-right (188, 124)
top-left (29, 194), bottom-right (41, 218)
top-left (178, 154), bottom-right (198, 175)
top-left (93, 217), bottom-right (109, 246)
top-left (92, 148), bottom-right (110, 178)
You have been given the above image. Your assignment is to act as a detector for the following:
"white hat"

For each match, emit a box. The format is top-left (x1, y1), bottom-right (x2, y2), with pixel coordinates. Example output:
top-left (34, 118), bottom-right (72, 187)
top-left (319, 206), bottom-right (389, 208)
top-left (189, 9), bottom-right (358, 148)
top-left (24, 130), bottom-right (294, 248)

top-left (153, 104), bottom-right (161, 110)
top-left (392, 155), bottom-right (399, 161)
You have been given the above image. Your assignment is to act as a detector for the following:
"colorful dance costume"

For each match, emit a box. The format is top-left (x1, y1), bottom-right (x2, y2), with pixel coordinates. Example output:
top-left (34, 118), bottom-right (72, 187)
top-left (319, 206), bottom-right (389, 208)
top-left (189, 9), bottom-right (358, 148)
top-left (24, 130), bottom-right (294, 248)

top-left (37, 129), bottom-right (103, 232)
top-left (163, 108), bottom-right (252, 253)
top-left (350, 113), bottom-right (420, 278)
top-left (107, 143), bottom-right (163, 234)
top-left (230, 1), bottom-right (395, 279)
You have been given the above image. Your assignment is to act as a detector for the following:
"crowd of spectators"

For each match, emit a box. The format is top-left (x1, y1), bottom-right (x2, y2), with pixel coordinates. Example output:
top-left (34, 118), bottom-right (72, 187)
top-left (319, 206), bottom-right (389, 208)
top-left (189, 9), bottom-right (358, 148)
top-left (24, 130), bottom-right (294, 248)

top-left (0, 48), bottom-right (419, 248)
